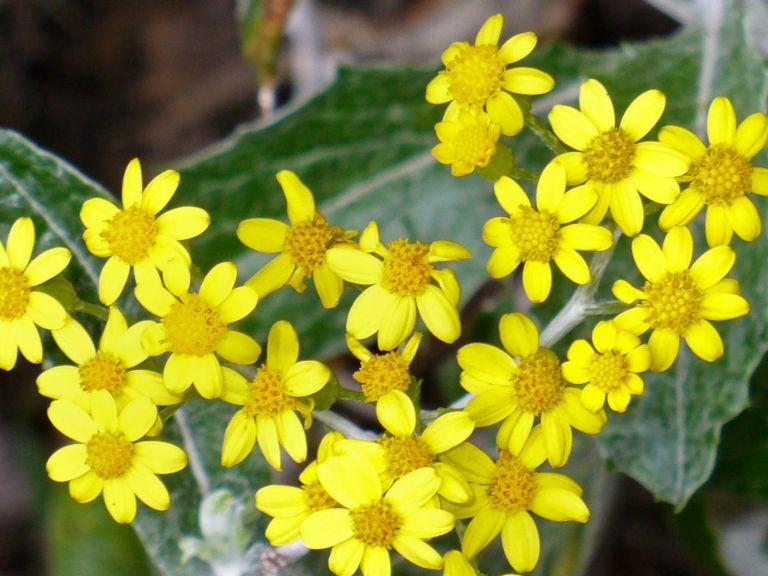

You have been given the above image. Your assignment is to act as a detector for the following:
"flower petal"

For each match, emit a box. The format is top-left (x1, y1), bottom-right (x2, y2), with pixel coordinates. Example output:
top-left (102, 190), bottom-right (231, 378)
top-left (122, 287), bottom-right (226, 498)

top-left (579, 79), bottom-right (615, 132)
top-left (620, 89), bottom-right (665, 141)
top-left (707, 96), bottom-right (737, 145)
top-left (549, 105), bottom-right (598, 150)
top-left (236, 218), bottom-right (289, 252)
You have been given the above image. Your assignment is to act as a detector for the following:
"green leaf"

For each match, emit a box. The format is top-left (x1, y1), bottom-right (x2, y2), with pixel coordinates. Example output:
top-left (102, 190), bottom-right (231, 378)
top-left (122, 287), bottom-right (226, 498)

top-left (0, 129), bottom-right (108, 303)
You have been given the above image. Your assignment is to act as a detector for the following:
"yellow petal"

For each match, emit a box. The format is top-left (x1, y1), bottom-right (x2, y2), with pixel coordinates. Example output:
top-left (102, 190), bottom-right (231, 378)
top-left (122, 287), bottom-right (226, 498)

top-left (313, 262), bottom-right (344, 308)
top-left (684, 320), bottom-right (724, 362)
top-left (728, 196), bottom-right (761, 241)
top-left (659, 125), bottom-right (706, 158)
top-left (141, 169), bottom-right (179, 215)
top-left (494, 176), bottom-right (531, 214)
top-left (379, 294), bottom-right (417, 350)
top-left (631, 234), bottom-right (666, 282)
top-left (699, 292), bottom-right (749, 321)
top-left (619, 89), bottom-right (665, 141)
top-left (499, 312), bottom-right (539, 357)
top-left (553, 247), bottom-right (590, 285)
top-left (416, 285), bottom-right (461, 344)
top-left (318, 454), bottom-right (382, 508)
top-left (462, 506), bottom-right (505, 558)
top-left (200, 262), bottom-right (237, 307)
top-left (283, 360), bottom-right (330, 396)
top-left (217, 330), bottom-right (261, 365)
top-left (80, 197), bottom-right (120, 229)
top-left (649, 328), bottom-right (680, 371)
top-left (502, 67), bottom-right (554, 95)
top-left (329, 536), bottom-right (364, 574)
top-left (133, 440), bottom-right (187, 473)
top-left (121, 158), bottom-right (143, 208)
top-left (475, 13), bottom-right (503, 45)
top-left (690, 245), bottom-right (735, 289)
top-left (156, 207), bottom-right (210, 240)
top-left (246, 253), bottom-right (295, 298)
top-left (98, 256), bottom-right (130, 305)
top-left (103, 478), bottom-right (137, 523)
top-left (236, 218), bottom-right (288, 252)
top-left (392, 535), bottom-right (443, 569)
top-left (326, 246), bottom-right (382, 284)
top-left (631, 170), bottom-right (680, 204)
top-left (579, 78), bottom-right (615, 132)
top-left (347, 285), bottom-right (390, 341)
top-left (267, 320), bottom-right (299, 372)
top-left (118, 397), bottom-right (157, 441)
top-left (501, 511), bottom-right (541, 573)
top-left (457, 343), bottom-right (516, 386)
top-left (610, 180), bottom-right (644, 236)
top-left (487, 91), bottom-right (524, 136)
top-left (46, 444), bottom-right (89, 481)
top-left (662, 225), bottom-right (693, 272)
top-left (735, 112), bottom-right (768, 159)
top-left (705, 204), bottom-right (733, 247)
top-left (277, 170), bottom-right (315, 224)
top-left (707, 96), bottom-right (737, 145)
top-left (300, 509), bottom-right (353, 548)
top-left (7, 217), bottom-right (34, 270)
top-left (659, 189), bottom-right (706, 229)
top-left (125, 465), bottom-right (170, 511)
top-left (276, 409), bottom-right (308, 463)
top-left (522, 260), bottom-right (552, 303)
top-left (486, 245), bottom-right (521, 278)
top-left (25, 247), bottom-right (71, 286)
top-left (421, 411), bottom-right (474, 453)
top-left (549, 105), bottom-right (598, 150)
top-left (536, 161), bottom-right (566, 214)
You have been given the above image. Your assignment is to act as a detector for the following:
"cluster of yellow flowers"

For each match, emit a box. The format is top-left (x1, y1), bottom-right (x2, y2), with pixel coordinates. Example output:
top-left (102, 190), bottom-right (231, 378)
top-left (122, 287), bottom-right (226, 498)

top-left (1, 11), bottom-right (766, 576)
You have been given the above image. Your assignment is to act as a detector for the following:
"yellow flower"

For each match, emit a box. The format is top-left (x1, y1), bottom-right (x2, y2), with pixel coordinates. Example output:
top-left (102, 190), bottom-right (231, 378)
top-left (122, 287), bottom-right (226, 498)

top-left (38, 308), bottom-right (181, 412)
top-left (255, 431), bottom-right (343, 545)
top-left (432, 109), bottom-right (501, 176)
top-left (81, 158), bottom-right (210, 305)
top-left (548, 79), bottom-right (690, 236)
top-left (327, 221), bottom-right (471, 350)
top-left (219, 320), bottom-right (330, 470)
top-left (45, 390), bottom-right (187, 523)
top-left (0, 217), bottom-right (71, 370)
top-left (441, 435), bottom-right (589, 574)
top-left (300, 452), bottom-right (455, 576)
top-left (137, 261), bottom-right (260, 399)
top-left (426, 13), bottom-right (554, 136)
top-left (237, 170), bottom-right (355, 308)
top-left (659, 97), bottom-right (768, 246)
top-left (459, 312), bottom-right (605, 467)
top-left (562, 320), bottom-right (651, 413)
top-left (612, 226), bottom-right (749, 371)
top-left (484, 161), bottom-right (613, 302)
top-left (347, 331), bottom-right (421, 402)
top-left (344, 390), bottom-right (475, 504)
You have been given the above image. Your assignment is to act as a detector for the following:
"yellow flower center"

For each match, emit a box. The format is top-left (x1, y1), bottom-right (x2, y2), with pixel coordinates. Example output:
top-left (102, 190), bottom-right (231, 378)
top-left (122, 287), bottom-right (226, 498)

top-left (101, 205), bottom-right (158, 265)
top-left (444, 45), bottom-right (505, 107)
top-left (354, 353), bottom-right (411, 401)
top-left (582, 128), bottom-right (636, 183)
top-left (283, 214), bottom-right (335, 275)
top-left (162, 293), bottom-right (227, 356)
top-left (350, 500), bottom-right (402, 548)
top-left (690, 145), bottom-right (752, 206)
top-left (588, 351), bottom-right (627, 392)
top-left (381, 239), bottom-right (432, 297)
top-left (451, 121), bottom-right (497, 168)
top-left (303, 480), bottom-right (337, 511)
top-left (86, 431), bottom-right (133, 479)
top-left (0, 267), bottom-right (30, 320)
top-left (642, 271), bottom-right (702, 335)
top-left (512, 348), bottom-right (564, 414)
top-left (487, 450), bottom-right (535, 512)
top-left (508, 207), bottom-right (561, 262)
top-left (379, 435), bottom-right (435, 478)
top-left (79, 351), bottom-right (125, 394)
top-left (244, 366), bottom-right (294, 417)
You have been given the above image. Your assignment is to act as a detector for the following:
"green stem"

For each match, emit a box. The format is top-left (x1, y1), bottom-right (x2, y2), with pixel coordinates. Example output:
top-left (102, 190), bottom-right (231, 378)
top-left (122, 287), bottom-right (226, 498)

top-left (525, 110), bottom-right (566, 155)
top-left (73, 299), bottom-right (109, 321)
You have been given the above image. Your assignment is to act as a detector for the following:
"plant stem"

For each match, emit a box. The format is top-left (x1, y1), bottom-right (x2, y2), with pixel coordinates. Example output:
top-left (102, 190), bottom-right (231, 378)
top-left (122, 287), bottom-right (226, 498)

top-left (525, 110), bottom-right (566, 155)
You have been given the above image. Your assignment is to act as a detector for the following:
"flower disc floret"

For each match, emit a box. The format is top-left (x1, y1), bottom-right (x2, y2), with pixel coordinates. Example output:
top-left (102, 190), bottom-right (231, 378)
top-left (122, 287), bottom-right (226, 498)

top-left (508, 207), bottom-right (560, 261)
top-left (487, 450), bottom-right (535, 511)
top-left (79, 351), bottom-right (125, 394)
top-left (162, 294), bottom-right (227, 355)
top-left (350, 500), bottom-right (403, 547)
top-left (101, 205), bottom-right (158, 265)
top-left (379, 435), bottom-right (435, 478)
top-left (284, 214), bottom-right (335, 275)
top-left (588, 352), bottom-right (627, 390)
top-left (642, 271), bottom-right (701, 334)
top-left (0, 268), bottom-right (30, 319)
top-left (444, 44), bottom-right (506, 107)
top-left (513, 348), bottom-right (564, 414)
top-left (304, 480), bottom-right (337, 511)
top-left (432, 109), bottom-right (501, 177)
top-left (582, 128), bottom-right (636, 183)
top-left (355, 353), bottom-right (411, 401)
top-left (691, 146), bottom-right (752, 205)
top-left (381, 239), bottom-right (432, 296)
top-left (243, 366), bottom-right (295, 417)
top-left (86, 431), bottom-right (133, 479)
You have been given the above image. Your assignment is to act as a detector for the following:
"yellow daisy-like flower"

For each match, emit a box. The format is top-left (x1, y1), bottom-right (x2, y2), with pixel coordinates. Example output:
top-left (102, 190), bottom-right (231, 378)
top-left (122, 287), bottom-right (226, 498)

top-left (343, 390), bottom-right (475, 504)
top-left (237, 170), bottom-right (356, 308)
top-left (300, 452), bottom-right (455, 576)
top-left (255, 431), bottom-right (343, 545)
top-left (459, 312), bottom-right (606, 467)
top-left (441, 435), bottom-right (589, 574)
top-left (432, 109), bottom-right (501, 176)
top-left (327, 221), bottom-right (471, 351)
top-left (548, 79), bottom-right (690, 236)
top-left (426, 13), bottom-right (555, 136)
top-left (0, 217), bottom-right (71, 370)
top-left (562, 320), bottom-right (651, 413)
top-left (81, 158), bottom-right (210, 305)
top-left (38, 308), bottom-right (181, 412)
top-left (659, 96), bottom-right (768, 246)
top-left (483, 161), bottom-right (613, 303)
top-left (219, 320), bottom-right (330, 470)
top-left (45, 390), bottom-right (187, 524)
top-left (347, 331), bottom-right (421, 404)
top-left (136, 261), bottom-right (260, 399)
top-left (612, 226), bottom-right (749, 371)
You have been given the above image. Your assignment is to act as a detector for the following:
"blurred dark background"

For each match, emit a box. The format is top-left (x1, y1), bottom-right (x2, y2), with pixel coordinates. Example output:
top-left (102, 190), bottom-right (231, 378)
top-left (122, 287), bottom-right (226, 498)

top-left (3, 1), bottom-right (744, 575)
